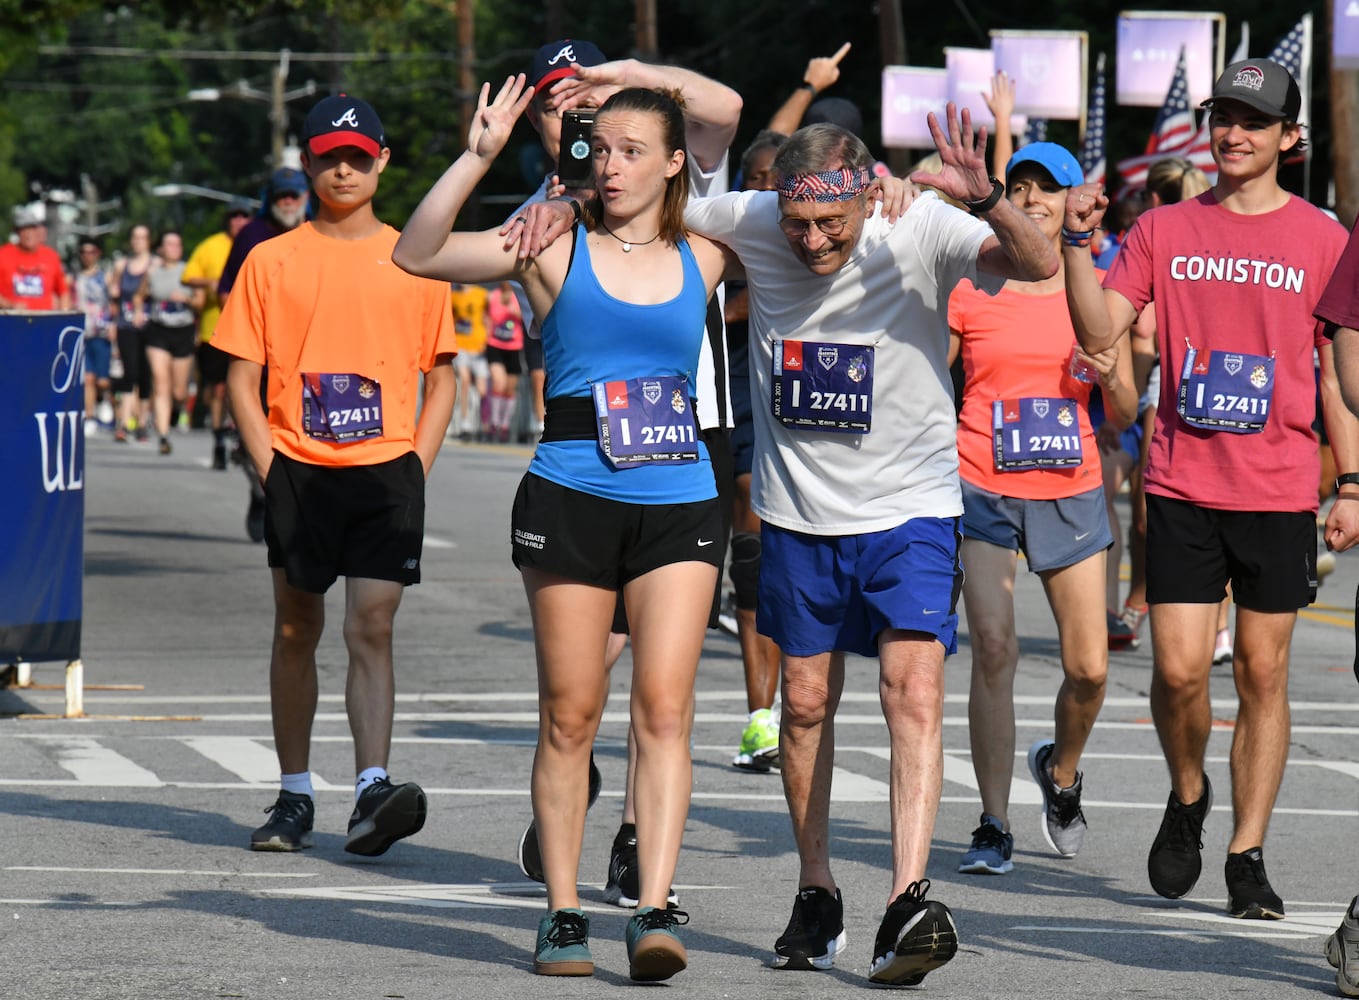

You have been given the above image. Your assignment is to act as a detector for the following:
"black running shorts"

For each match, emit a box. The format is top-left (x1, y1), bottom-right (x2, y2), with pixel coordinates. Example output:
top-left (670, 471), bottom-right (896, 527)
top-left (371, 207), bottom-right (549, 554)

top-left (1145, 493), bottom-right (1317, 611)
top-left (264, 450), bottom-right (426, 593)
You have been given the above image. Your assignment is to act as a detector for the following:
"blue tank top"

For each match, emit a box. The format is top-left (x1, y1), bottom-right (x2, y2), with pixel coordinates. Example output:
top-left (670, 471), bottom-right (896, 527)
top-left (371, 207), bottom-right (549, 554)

top-left (116, 260), bottom-right (147, 329)
top-left (529, 225), bottom-right (715, 504)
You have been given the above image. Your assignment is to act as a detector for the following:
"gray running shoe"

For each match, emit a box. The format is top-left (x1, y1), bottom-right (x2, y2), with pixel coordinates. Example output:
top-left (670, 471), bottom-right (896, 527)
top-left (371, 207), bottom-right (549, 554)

top-left (1027, 739), bottom-right (1087, 857)
top-left (1326, 895), bottom-right (1359, 997)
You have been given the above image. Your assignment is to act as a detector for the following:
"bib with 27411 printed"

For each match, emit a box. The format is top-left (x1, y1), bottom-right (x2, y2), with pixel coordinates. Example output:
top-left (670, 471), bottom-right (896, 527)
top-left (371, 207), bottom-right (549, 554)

top-left (771, 339), bottom-right (874, 433)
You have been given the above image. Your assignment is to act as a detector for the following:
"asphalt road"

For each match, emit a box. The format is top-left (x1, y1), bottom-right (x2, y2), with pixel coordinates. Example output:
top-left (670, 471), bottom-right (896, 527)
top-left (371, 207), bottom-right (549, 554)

top-left (4, 427), bottom-right (1359, 999)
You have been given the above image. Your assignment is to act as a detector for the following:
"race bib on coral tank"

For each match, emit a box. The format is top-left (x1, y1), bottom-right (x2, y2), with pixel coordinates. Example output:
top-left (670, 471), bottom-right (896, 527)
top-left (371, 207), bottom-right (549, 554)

top-left (771, 339), bottom-right (874, 433)
top-left (992, 397), bottom-right (1083, 470)
top-left (592, 375), bottom-right (699, 468)
top-left (1176, 347), bottom-right (1273, 434)
top-left (301, 372), bottom-right (384, 443)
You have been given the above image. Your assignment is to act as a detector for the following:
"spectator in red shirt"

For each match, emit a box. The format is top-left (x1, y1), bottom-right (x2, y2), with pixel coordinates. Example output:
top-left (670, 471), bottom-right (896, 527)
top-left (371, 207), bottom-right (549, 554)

top-left (0, 204), bottom-right (70, 310)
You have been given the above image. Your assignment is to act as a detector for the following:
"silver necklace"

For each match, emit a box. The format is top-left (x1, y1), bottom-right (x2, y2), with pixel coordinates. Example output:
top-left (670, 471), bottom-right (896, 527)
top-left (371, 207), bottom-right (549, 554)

top-left (599, 221), bottom-right (660, 253)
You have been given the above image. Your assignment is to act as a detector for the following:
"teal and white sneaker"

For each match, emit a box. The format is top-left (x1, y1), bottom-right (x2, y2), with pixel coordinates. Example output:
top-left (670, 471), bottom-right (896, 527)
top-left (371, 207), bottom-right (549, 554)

top-left (534, 909), bottom-right (592, 977)
top-left (626, 906), bottom-right (689, 982)
top-left (733, 707), bottom-right (780, 771)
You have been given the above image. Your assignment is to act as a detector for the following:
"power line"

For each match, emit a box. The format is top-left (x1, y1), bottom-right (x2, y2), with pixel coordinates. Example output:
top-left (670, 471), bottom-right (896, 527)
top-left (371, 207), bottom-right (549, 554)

top-left (36, 44), bottom-right (456, 62)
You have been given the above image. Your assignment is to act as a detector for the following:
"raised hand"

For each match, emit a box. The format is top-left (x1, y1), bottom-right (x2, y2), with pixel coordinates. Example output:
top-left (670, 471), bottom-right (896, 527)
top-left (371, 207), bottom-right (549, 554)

top-left (1065, 183), bottom-right (1109, 233)
top-left (469, 74), bottom-right (533, 159)
top-left (805, 42), bottom-right (851, 93)
top-left (911, 103), bottom-right (994, 204)
top-left (545, 60), bottom-right (628, 113)
top-left (981, 69), bottom-right (1015, 122)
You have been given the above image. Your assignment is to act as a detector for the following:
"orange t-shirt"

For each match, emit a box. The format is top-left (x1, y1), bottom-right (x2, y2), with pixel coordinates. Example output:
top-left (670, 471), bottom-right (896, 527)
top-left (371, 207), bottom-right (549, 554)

top-left (212, 222), bottom-right (456, 467)
top-left (949, 275), bottom-right (1104, 500)
top-left (449, 283), bottom-right (489, 355)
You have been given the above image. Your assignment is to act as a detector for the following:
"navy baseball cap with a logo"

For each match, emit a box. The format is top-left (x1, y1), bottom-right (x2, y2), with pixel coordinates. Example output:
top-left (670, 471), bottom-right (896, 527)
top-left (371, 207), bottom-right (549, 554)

top-left (301, 94), bottom-right (386, 157)
top-left (528, 39), bottom-right (607, 96)
top-left (1201, 59), bottom-right (1302, 121)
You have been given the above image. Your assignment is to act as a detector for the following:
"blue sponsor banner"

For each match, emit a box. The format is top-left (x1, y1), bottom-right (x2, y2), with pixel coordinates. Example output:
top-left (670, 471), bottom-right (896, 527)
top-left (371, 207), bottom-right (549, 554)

top-left (0, 312), bottom-right (85, 662)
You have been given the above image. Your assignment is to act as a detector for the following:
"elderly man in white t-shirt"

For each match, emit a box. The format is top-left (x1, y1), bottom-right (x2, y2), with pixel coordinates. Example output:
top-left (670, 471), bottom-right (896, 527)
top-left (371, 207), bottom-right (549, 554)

top-left (679, 108), bottom-right (1056, 986)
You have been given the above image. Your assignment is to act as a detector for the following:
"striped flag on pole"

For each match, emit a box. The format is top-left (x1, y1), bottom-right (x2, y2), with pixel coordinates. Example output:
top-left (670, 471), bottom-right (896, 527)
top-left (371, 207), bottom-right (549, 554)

top-left (1116, 47), bottom-right (1215, 188)
top-left (1077, 52), bottom-right (1107, 187)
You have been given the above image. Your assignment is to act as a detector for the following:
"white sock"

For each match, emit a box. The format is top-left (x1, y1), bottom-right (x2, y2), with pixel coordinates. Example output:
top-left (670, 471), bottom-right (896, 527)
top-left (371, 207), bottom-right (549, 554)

top-left (280, 772), bottom-right (313, 797)
top-left (355, 766), bottom-right (388, 800)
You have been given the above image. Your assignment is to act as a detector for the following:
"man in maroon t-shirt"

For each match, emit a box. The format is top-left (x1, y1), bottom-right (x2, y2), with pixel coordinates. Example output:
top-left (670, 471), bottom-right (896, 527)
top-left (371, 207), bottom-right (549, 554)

top-left (1315, 219), bottom-right (1359, 997)
top-left (1063, 58), bottom-right (1359, 921)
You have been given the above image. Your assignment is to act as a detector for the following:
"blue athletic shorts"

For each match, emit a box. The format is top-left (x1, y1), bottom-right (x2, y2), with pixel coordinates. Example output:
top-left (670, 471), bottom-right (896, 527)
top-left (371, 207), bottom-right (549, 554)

top-left (84, 336), bottom-right (112, 380)
top-left (757, 517), bottom-right (963, 658)
top-left (1088, 390), bottom-right (1143, 463)
top-left (961, 481), bottom-right (1112, 573)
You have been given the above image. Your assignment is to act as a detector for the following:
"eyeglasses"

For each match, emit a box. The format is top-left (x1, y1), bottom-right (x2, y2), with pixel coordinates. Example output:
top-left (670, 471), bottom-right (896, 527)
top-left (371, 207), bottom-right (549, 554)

top-left (778, 214), bottom-right (851, 239)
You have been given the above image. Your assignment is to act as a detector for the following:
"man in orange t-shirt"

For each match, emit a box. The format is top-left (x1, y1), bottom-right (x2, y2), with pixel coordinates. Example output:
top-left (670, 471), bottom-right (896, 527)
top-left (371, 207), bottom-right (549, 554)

top-left (214, 94), bottom-right (456, 858)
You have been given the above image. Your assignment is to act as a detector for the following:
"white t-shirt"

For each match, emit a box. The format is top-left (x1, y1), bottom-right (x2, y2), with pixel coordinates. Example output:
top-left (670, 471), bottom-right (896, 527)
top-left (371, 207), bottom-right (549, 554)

top-left (513, 154), bottom-right (732, 430)
top-left (685, 190), bottom-right (1001, 534)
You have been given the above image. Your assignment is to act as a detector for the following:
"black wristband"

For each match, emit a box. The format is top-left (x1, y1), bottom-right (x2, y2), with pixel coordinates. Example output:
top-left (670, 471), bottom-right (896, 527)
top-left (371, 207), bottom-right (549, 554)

top-left (800, 82), bottom-right (818, 98)
top-left (551, 197), bottom-right (582, 223)
top-left (1337, 473), bottom-right (1359, 491)
top-left (962, 177), bottom-right (1005, 214)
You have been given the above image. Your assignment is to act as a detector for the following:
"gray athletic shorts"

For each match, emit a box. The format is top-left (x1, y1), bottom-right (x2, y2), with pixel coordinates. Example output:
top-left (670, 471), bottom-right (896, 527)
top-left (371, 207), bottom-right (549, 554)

top-left (960, 480), bottom-right (1112, 573)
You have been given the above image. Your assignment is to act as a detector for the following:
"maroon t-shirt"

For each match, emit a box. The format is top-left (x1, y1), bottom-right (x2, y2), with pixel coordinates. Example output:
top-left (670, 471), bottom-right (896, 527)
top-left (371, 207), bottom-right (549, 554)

top-left (1315, 222), bottom-right (1359, 332)
top-left (1105, 192), bottom-right (1346, 513)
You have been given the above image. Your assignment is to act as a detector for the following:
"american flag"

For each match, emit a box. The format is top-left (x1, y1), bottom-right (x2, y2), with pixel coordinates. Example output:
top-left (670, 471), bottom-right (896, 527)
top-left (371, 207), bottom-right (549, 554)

top-left (1077, 52), bottom-right (1107, 187)
top-left (1021, 118), bottom-right (1048, 147)
top-left (1267, 15), bottom-right (1313, 164)
top-left (1116, 46), bottom-right (1215, 188)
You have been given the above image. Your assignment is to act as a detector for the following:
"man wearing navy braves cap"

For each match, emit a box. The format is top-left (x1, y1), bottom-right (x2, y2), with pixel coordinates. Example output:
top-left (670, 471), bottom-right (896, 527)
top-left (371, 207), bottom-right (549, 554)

top-left (301, 93), bottom-right (387, 159)
top-left (1064, 57), bottom-right (1359, 921)
top-left (215, 89), bottom-right (456, 861)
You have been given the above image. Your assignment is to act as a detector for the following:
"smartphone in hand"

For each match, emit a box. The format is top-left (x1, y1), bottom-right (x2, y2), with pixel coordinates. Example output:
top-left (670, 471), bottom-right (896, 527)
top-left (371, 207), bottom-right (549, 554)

top-left (556, 110), bottom-right (595, 189)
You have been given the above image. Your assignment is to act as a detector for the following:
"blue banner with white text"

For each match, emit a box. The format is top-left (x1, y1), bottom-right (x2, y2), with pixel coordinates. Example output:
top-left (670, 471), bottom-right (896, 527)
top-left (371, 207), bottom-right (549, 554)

top-left (0, 312), bottom-right (85, 663)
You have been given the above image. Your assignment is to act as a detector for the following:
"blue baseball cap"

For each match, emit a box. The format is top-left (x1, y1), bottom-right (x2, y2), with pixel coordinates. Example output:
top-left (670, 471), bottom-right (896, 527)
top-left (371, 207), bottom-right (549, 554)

top-left (1005, 142), bottom-right (1084, 188)
top-left (268, 167), bottom-right (309, 198)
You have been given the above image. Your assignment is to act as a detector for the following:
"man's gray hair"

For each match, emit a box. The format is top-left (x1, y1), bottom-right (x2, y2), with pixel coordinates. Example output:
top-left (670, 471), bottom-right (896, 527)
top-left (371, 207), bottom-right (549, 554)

top-left (773, 123), bottom-right (872, 181)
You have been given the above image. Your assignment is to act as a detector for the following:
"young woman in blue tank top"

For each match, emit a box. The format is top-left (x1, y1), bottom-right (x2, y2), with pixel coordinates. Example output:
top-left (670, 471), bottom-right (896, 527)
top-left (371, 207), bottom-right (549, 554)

top-left (394, 79), bottom-right (735, 981)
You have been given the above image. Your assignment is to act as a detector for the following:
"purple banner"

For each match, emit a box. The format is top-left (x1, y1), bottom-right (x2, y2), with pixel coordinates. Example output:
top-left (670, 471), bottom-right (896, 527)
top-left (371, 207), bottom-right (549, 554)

top-left (991, 32), bottom-right (1087, 120)
top-left (1336, 1), bottom-right (1359, 70)
top-left (944, 47), bottom-right (1026, 133)
top-left (1116, 14), bottom-right (1218, 106)
top-left (881, 67), bottom-right (949, 148)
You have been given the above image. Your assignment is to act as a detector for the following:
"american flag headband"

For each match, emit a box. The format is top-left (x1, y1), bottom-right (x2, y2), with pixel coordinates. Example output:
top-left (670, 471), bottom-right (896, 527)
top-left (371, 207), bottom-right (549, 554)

top-left (777, 166), bottom-right (871, 202)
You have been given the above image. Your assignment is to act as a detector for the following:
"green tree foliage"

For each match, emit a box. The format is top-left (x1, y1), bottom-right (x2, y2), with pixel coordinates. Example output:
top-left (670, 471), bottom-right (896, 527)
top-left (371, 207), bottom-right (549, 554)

top-left (0, 0), bottom-right (1340, 257)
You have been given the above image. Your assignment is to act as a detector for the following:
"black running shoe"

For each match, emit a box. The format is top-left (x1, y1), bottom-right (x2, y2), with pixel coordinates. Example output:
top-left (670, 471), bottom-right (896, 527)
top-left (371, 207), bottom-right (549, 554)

top-left (344, 777), bottom-right (427, 856)
top-left (602, 825), bottom-right (678, 908)
top-left (517, 754), bottom-right (602, 882)
top-left (868, 879), bottom-right (958, 985)
top-left (1147, 774), bottom-right (1212, 898)
top-left (212, 440), bottom-right (228, 470)
top-left (1225, 847), bottom-right (1285, 919)
top-left (773, 885), bottom-right (846, 971)
top-left (250, 790), bottom-right (314, 852)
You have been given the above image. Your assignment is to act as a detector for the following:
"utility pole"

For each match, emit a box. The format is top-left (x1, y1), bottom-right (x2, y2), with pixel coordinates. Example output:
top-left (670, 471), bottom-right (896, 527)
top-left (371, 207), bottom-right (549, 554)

top-left (879, 0), bottom-right (909, 174)
top-left (1331, 0), bottom-right (1359, 228)
top-left (635, 0), bottom-right (658, 60)
top-left (271, 49), bottom-right (290, 169)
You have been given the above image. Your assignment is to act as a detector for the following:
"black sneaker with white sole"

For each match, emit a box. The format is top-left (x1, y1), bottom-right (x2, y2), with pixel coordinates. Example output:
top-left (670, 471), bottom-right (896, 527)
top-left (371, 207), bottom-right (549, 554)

top-left (1225, 847), bottom-right (1285, 919)
top-left (250, 790), bottom-right (314, 852)
top-left (602, 825), bottom-right (678, 908)
top-left (1147, 774), bottom-right (1212, 898)
top-left (868, 879), bottom-right (958, 986)
top-left (344, 777), bottom-right (427, 856)
top-left (773, 886), bottom-right (846, 971)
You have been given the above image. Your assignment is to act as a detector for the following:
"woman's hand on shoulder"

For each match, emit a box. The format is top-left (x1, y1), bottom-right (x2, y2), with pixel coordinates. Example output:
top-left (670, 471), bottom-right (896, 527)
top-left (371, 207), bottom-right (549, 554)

top-left (501, 199), bottom-right (578, 260)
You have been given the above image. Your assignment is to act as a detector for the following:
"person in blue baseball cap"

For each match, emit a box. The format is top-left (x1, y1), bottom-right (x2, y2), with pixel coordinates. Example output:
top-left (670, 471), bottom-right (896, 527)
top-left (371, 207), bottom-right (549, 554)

top-left (947, 139), bottom-right (1137, 879)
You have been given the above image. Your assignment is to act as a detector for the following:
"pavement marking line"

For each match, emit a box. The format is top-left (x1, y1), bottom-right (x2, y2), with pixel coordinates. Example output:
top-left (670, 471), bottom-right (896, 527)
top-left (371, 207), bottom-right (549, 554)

top-left (5, 866), bottom-right (314, 878)
top-left (1009, 926), bottom-right (1316, 940)
top-left (423, 534), bottom-right (457, 549)
top-left (178, 736), bottom-right (342, 790)
top-left (259, 881), bottom-right (726, 913)
top-left (48, 737), bottom-right (160, 787)
top-left (861, 747), bottom-right (1043, 805)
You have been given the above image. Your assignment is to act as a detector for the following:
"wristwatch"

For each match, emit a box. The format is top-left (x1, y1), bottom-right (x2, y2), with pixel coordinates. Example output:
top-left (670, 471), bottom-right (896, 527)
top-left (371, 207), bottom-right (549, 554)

top-left (1337, 472), bottom-right (1359, 491)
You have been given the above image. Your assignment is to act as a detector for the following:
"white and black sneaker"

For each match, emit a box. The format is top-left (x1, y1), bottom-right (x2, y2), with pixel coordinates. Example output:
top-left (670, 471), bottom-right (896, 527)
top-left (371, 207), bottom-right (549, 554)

top-left (603, 824), bottom-right (678, 908)
top-left (773, 885), bottom-right (846, 971)
top-left (1027, 739), bottom-right (1087, 857)
top-left (868, 879), bottom-right (957, 986)
top-left (344, 777), bottom-right (426, 856)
